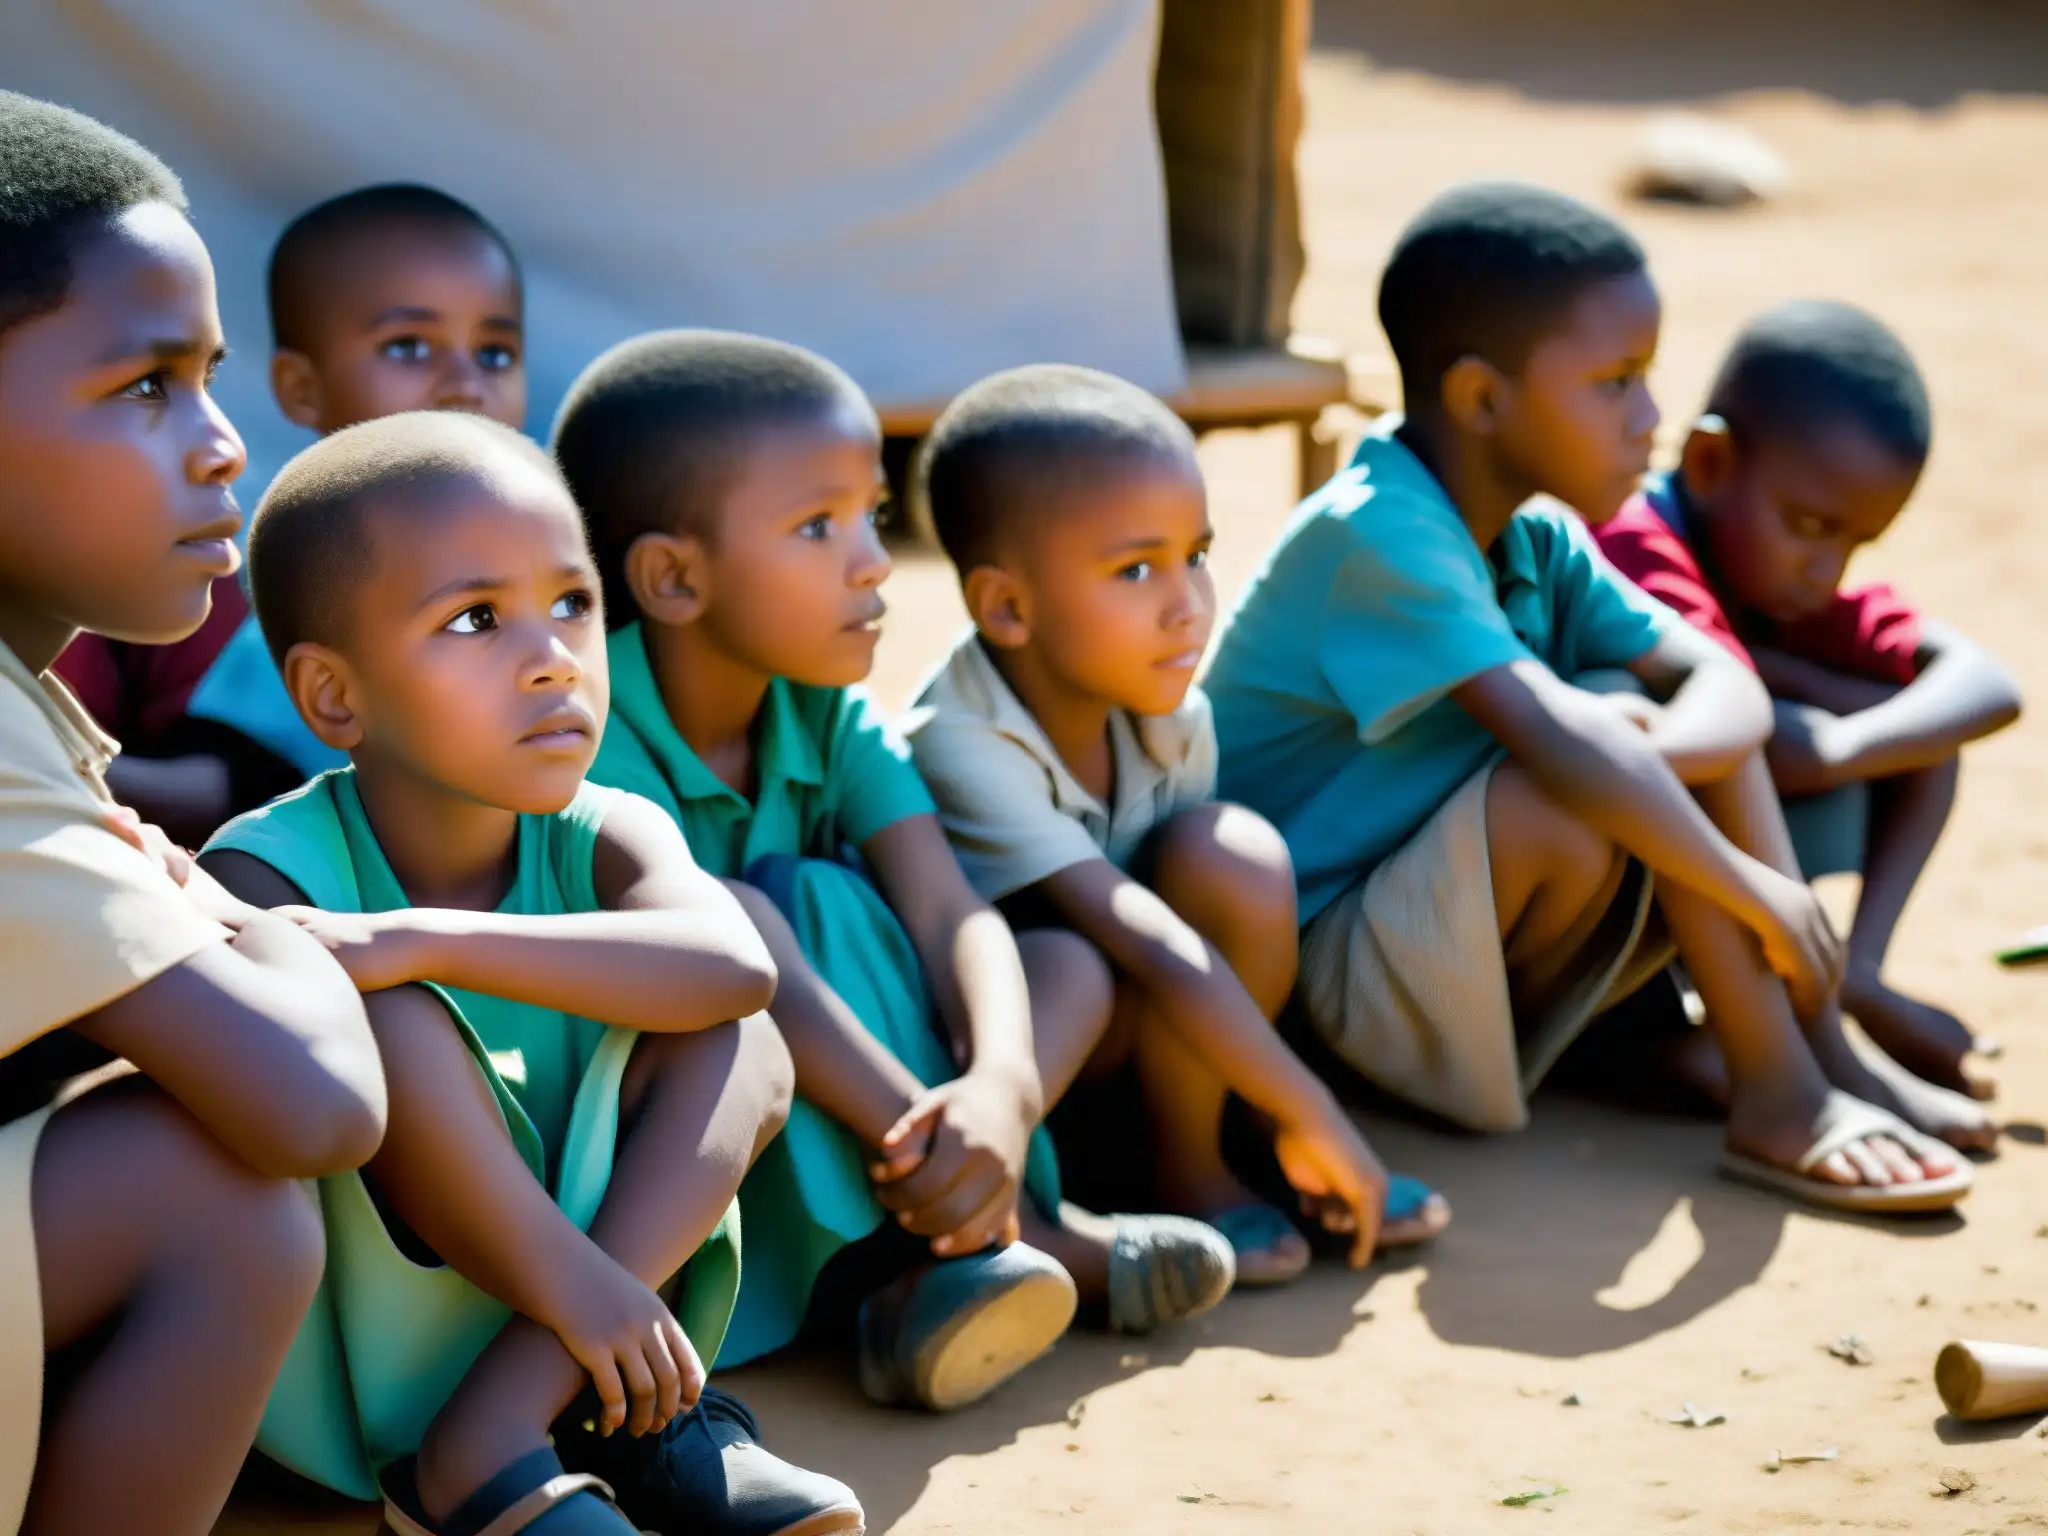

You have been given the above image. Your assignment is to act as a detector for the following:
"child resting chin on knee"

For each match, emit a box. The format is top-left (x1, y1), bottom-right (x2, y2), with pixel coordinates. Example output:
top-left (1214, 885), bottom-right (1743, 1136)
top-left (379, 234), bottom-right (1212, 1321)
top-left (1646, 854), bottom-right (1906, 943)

top-left (905, 364), bottom-right (1449, 1286)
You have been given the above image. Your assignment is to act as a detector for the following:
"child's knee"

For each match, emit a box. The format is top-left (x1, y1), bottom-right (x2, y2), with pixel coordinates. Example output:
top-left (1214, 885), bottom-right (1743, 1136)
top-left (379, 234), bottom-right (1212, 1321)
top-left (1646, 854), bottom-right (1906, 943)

top-left (1148, 802), bottom-right (1299, 934)
top-left (733, 1011), bottom-right (797, 1139)
top-left (141, 1092), bottom-right (327, 1319)
top-left (1018, 927), bottom-right (1116, 1037)
top-left (1487, 764), bottom-right (1617, 901)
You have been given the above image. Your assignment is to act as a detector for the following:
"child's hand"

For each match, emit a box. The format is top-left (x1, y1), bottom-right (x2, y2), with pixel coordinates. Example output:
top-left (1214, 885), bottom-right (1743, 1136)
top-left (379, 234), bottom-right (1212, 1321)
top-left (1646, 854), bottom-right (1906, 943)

top-left (272, 907), bottom-right (430, 993)
top-left (869, 1070), bottom-right (1034, 1258)
top-left (104, 806), bottom-right (261, 930)
top-left (547, 1259), bottom-right (702, 1439)
top-left (1742, 865), bottom-right (1846, 1018)
top-left (1272, 1098), bottom-right (1385, 1268)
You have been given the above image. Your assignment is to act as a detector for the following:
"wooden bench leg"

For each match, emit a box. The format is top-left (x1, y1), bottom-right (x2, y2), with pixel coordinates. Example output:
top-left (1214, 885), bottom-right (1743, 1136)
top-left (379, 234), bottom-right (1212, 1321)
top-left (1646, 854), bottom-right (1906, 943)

top-left (1296, 414), bottom-right (1338, 499)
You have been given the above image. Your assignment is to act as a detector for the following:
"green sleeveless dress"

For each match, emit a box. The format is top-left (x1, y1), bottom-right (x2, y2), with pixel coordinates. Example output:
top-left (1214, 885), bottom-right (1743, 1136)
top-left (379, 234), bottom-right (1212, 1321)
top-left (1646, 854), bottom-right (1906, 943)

top-left (203, 770), bottom-right (741, 1501)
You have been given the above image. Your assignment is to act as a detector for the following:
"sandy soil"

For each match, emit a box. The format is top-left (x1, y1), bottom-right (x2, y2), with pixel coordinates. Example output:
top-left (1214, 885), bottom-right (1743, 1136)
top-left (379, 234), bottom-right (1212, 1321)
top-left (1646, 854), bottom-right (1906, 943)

top-left (219, 6), bottom-right (2048, 1531)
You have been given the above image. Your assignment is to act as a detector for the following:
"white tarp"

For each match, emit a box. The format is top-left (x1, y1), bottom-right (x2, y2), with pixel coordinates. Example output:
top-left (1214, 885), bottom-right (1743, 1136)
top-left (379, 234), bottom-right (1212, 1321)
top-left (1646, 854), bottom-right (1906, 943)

top-left (1, 1), bottom-right (1185, 489)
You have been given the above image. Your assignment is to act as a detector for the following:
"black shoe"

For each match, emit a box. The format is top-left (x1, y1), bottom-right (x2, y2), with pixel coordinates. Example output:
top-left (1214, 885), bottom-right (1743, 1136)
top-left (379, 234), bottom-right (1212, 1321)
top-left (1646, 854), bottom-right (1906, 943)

top-left (557, 1385), bottom-right (864, 1536)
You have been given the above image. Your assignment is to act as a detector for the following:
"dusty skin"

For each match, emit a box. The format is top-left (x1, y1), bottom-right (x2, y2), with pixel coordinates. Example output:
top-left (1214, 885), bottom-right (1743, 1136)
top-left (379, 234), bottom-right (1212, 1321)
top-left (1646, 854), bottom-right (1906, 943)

top-left (220, 4), bottom-right (2048, 1530)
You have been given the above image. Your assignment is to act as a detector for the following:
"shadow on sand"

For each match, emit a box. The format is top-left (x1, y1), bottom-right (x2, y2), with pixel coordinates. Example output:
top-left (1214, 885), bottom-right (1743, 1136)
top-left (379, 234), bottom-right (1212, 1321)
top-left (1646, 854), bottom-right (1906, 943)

top-left (1311, 0), bottom-right (2048, 111)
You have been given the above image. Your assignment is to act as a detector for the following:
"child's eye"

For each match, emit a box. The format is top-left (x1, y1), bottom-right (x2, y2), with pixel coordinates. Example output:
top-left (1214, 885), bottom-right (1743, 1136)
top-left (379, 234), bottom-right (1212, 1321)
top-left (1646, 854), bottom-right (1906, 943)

top-left (121, 371), bottom-right (170, 403)
top-left (1115, 560), bottom-right (1154, 583)
top-left (1187, 548), bottom-right (1210, 570)
top-left (444, 604), bottom-right (497, 634)
top-left (798, 514), bottom-right (833, 542)
top-left (551, 590), bottom-right (594, 621)
top-left (381, 336), bottom-right (432, 364)
top-left (477, 343), bottom-right (518, 373)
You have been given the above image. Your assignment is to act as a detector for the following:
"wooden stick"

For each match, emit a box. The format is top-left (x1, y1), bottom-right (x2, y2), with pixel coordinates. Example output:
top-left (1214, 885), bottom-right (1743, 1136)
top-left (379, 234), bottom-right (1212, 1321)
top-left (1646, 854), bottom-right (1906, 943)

top-left (1935, 1340), bottom-right (2048, 1421)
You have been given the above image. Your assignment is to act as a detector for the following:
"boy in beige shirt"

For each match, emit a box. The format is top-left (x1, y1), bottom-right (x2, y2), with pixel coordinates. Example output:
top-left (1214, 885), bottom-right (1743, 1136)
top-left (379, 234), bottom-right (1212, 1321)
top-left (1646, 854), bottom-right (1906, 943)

top-left (0, 92), bottom-right (385, 1536)
top-left (908, 365), bottom-right (1448, 1286)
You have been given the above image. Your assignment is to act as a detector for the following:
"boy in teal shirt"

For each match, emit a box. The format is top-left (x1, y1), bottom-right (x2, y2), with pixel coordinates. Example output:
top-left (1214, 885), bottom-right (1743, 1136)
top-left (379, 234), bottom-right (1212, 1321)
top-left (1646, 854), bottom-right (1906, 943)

top-left (200, 412), bottom-right (862, 1536)
top-left (562, 331), bottom-right (1237, 1410)
top-left (1207, 183), bottom-right (1968, 1215)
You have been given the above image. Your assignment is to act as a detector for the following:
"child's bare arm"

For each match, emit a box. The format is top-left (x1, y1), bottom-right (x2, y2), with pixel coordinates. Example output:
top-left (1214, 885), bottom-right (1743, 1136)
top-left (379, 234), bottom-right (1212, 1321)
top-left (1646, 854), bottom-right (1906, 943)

top-left (1032, 856), bottom-right (1385, 1264)
top-left (1624, 623), bottom-right (1774, 784)
top-left (75, 857), bottom-right (385, 1179)
top-left (1454, 659), bottom-right (1843, 1015)
top-left (1755, 623), bottom-right (2022, 796)
top-left (212, 796), bottom-right (778, 1030)
top-left (862, 813), bottom-right (1044, 1255)
top-left (720, 878), bottom-right (924, 1148)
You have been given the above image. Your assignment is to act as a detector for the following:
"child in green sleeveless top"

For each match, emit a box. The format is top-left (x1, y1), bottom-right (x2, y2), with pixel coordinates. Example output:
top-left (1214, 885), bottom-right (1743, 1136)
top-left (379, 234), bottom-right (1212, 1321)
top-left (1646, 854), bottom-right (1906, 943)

top-left (199, 413), bottom-right (863, 1536)
top-left (559, 331), bottom-right (1238, 1414)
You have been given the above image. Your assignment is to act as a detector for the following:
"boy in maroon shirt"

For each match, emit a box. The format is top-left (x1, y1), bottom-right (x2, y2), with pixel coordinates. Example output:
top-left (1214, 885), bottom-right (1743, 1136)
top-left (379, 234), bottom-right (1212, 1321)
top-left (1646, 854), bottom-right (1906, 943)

top-left (1597, 301), bottom-right (2019, 1120)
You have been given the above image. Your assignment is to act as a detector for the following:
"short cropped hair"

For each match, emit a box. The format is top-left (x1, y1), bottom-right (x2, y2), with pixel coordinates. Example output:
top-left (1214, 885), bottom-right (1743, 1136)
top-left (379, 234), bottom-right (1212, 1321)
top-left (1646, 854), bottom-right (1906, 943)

top-left (914, 364), bottom-right (1198, 574)
top-left (1706, 300), bottom-right (1931, 464)
top-left (249, 411), bottom-right (565, 663)
top-left (0, 91), bottom-right (186, 342)
top-left (552, 329), bottom-right (876, 623)
top-left (268, 183), bottom-right (518, 350)
top-left (1378, 181), bottom-right (1647, 409)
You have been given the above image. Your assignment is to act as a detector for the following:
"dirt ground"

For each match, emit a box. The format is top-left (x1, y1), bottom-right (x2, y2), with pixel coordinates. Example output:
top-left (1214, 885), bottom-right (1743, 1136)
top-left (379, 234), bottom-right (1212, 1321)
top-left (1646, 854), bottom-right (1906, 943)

top-left (220, 4), bottom-right (2048, 1531)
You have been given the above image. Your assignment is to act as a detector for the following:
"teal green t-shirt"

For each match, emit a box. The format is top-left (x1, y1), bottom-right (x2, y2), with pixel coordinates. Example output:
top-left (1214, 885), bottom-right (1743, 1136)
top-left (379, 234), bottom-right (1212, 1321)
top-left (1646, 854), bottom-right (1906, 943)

top-left (589, 622), bottom-right (936, 874)
top-left (1207, 419), bottom-right (1672, 923)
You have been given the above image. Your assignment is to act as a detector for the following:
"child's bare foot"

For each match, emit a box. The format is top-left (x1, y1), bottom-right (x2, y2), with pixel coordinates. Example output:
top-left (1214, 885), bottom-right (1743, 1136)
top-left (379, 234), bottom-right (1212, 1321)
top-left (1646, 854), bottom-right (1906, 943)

top-left (1806, 1016), bottom-right (1998, 1155)
top-left (1723, 1077), bottom-right (1965, 1212)
top-left (1841, 971), bottom-right (1994, 1100)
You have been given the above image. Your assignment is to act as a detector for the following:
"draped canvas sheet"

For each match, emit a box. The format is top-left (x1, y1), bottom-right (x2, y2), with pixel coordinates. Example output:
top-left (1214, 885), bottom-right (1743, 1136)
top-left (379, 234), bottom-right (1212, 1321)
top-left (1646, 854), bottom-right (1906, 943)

top-left (0, 1), bottom-right (1185, 489)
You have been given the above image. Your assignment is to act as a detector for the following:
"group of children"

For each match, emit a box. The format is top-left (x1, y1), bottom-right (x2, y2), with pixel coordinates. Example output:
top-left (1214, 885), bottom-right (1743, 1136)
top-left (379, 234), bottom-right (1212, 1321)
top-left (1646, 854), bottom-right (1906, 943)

top-left (0, 90), bottom-right (2018, 1536)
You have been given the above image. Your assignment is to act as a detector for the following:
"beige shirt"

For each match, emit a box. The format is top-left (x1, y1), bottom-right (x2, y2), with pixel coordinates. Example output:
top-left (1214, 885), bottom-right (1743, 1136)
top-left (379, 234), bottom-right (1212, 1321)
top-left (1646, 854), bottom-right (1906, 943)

top-left (0, 640), bottom-right (229, 1536)
top-left (0, 642), bottom-right (228, 1058)
top-left (907, 634), bottom-right (1216, 902)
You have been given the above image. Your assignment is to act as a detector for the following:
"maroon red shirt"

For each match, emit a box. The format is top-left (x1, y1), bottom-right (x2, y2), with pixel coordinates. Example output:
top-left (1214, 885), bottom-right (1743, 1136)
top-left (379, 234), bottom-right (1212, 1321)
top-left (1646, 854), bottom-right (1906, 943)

top-left (1594, 474), bottom-right (1922, 686)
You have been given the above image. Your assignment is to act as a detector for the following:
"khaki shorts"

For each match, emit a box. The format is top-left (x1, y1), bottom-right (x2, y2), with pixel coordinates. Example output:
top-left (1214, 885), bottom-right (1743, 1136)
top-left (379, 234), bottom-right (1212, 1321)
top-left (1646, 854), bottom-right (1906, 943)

top-left (1298, 759), bottom-right (1672, 1133)
top-left (0, 1101), bottom-right (51, 1536)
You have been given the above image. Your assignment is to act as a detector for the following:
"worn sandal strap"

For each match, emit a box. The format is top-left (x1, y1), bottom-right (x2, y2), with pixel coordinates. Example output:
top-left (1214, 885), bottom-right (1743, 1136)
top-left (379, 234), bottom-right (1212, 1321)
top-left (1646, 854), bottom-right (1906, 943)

top-left (379, 1458), bottom-right (620, 1536)
top-left (473, 1473), bottom-right (618, 1536)
top-left (1796, 1096), bottom-right (1915, 1175)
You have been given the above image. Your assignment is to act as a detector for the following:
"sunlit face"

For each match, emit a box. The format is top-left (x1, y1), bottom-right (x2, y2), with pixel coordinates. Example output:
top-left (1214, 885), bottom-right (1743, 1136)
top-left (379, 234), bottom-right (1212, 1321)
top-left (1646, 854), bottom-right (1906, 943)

top-left (1690, 418), bottom-right (1921, 624)
top-left (275, 221), bottom-right (525, 435)
top-left (333, 470), bottom-right (606, 816)
top-left (1493, 269), bottom-right (1663, 523)
top-left (692, 409), bottom-right (891, 688)
top-left (0, 202), bottom-right (246, 664)
top-left (1003, 453), bottom-right (1214, 717)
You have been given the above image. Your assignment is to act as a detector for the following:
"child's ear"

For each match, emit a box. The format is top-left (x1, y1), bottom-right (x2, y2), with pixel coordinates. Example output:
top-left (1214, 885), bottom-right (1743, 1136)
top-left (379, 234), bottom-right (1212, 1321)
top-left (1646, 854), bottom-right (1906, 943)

top-left (963, 564), bottom-right (1030, 649)
top-left (624, 531), bottom-right (707, 627)
top-left (1679, 414), bottom-right (1738, 502)
top-left (1440, 355), bottom-right (1504, 435)
top-left (282, 643), bottom-right (365, 752)
top-left (270, 351), bottom-right (325, 432)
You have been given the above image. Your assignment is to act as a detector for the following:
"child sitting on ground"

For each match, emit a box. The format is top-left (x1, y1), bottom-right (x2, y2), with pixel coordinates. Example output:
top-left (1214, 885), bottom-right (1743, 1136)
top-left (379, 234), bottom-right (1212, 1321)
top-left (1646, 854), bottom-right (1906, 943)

top-left (199, 412), bottom-right (862, 1536)
top-left (1204, 182), bottom-right (1970, 1215)
top-left (1594, 301), bottom-right (2019, 1110)
top-left (51, 182), bottom-right (533, 842)
top-left (0, 91), bottom-right (386, 1535)
top-left (905, 364), bottom-right (1449, 1285)
top-left (560, 331), bottom-right (1237, 1408)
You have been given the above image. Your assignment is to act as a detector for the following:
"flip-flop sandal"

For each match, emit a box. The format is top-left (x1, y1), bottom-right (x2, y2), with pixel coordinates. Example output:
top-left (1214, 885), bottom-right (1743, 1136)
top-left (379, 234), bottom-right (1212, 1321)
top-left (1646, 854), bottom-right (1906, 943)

top-left (857, 1242), bottom-right (1078, 1412)
top-left (380, 1447), bottom-right (634, 1535)
top-left (1207, 1204), bottom-right (1312, 1287)
top-left (1105, 1213), bottom-right (1237, 1333)
top-left (1717, 1093), bottom-right (1974, 1216)
top-left (1379, 1174), bottom-right (1451, 1247)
